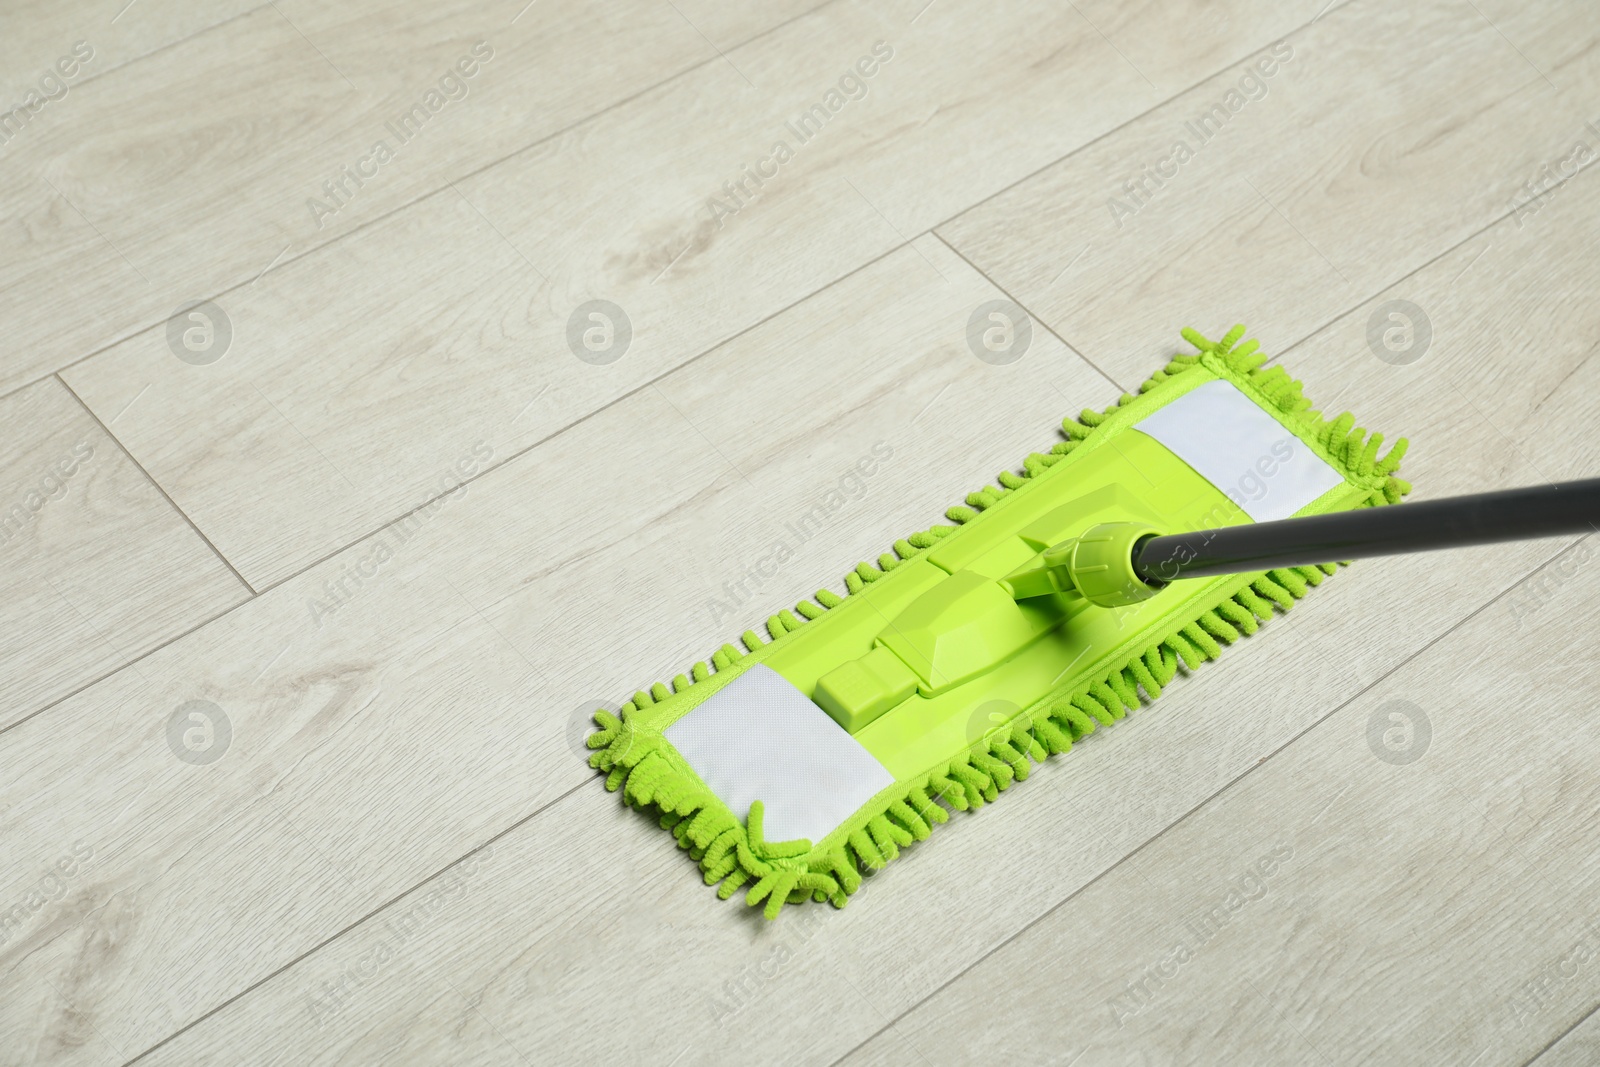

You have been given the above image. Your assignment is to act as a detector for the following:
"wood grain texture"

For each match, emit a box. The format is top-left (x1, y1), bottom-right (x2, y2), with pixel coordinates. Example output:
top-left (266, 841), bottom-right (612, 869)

top-left (0, 236), bottom-right (1112, 1065)
top-left (56, 0), bottom-right (1317, 589)
top-left (1537, 1012), bottom-right (1600, 1067)
top-left (123, 72), bottom-right (1600, 1067)
top-left (1072, 0), bottom-right (1331, 97)
top-left (0, 376), bottom-right (247, 731)
top-left (0, 0), bottom-right (257, 93)
top-left (840, 543), bottom-right (1600, 1066)
top-left (0, 0), bottom-right (816, 398)
top-left (839, 107), bottom-right (1600, 1067)
top-left (939, 0), bottom-right (1597, 392)
top-left (7, 0), bottom-right (1598, 1063)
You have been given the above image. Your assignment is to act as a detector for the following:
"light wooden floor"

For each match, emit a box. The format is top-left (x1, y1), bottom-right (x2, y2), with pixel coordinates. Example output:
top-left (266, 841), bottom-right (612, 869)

top-left (4, 0), bottom-right (1600, 1063)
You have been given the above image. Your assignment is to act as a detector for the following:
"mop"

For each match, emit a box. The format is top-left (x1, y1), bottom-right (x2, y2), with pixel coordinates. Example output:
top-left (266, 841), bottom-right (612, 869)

top-left (582, 325), bottom-right (1591, 918)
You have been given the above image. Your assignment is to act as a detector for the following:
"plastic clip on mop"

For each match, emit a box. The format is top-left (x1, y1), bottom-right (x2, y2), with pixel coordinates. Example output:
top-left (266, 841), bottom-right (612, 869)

top-left (582, 325), bottom-right (1597, 919)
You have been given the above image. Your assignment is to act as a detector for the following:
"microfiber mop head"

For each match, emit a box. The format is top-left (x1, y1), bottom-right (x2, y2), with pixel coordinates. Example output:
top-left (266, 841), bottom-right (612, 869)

top-left (584, 326), bottom-right (1407, 918)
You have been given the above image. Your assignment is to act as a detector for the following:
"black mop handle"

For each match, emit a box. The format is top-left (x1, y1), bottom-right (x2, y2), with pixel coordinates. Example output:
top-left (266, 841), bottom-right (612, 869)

top-left (1133, 477), bottom-right (1600, 583)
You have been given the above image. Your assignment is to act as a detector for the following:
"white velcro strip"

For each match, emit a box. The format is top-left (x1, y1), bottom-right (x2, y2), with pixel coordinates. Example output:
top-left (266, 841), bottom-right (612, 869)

top-left (1134, 378), bottom-right (1343, 522)
top-left (664, 664), bottom-right (895, 845)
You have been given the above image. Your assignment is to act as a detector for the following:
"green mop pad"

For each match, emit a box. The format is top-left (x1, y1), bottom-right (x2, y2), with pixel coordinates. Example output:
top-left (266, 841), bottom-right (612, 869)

top-left (584, 326), bottom-right (1407, 918)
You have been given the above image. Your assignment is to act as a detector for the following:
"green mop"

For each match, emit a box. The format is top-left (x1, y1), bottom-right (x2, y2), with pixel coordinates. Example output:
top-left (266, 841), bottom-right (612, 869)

top-left (582, 325), bottom-right (1591, 918)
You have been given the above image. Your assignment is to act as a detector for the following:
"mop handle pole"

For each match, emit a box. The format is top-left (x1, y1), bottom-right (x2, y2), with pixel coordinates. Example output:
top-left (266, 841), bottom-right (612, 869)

top-left (1133, 478), bottom-right (1600, 583)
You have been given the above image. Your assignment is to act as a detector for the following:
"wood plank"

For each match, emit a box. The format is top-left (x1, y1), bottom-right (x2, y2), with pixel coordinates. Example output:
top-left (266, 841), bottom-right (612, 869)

top-left (267, 0), bottom-right (824, 94)
top-left (838, 539), bottom-right (1600, 1052)
top-left (126, 157), bottom-right (1600, 1064)
top-left (1537, 1012), bottom-right (1600, 1067)
top-left (0, 0), bottom-right (257, 91)
top-left (0, 0), bottom-right (817, 398)
top-left (0, 376), bottom-right (248, 730)
top-left (839, 534), bottom-right (1600, 1065)
top-left (837, 101), bottom-right (1600, 1067)
top-left (0, 236), bottom-right (1113, 1064)
top-left (55, 0), bottom-right (1321, 588)
top-left (1073, 0), bottom-right (1330, 97)
top-left (938, 0), bottom-right (1597, 392)
top-left (1478, 0), bottom-right (1600, 93)
top-left (124, 154), bottom-right (1600, 1062)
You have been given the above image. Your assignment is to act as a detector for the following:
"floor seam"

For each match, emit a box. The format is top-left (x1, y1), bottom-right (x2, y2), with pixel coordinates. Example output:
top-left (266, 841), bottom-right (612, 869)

top-left (924, 0), bottom-right (1360, 238)
top-left (118, 779), bottom-right (591, 1066)
top-left (0, 2), bottom-right (1388, 728)
top-left (0, 236), bottom-right (916, 741)
top-left (1523, 999), bottom-right (1600, 1065)
top-left (826, 535), bottom-right (1582, 1065)
top-left (0, 0), bottom-right (842, 407)
top-left (0, 0), bottom-right (1579, 1051)
top-left (1268, 123), bottom-right (1600, 367)
top-left (0, 0), bottom-right (1343, 409)
top-left (932, 230), bottom-right (1131, 395)
top-left (54, 372), bottom-right (257, 596)
top-left (50, 1), bottom-right (275, 95)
